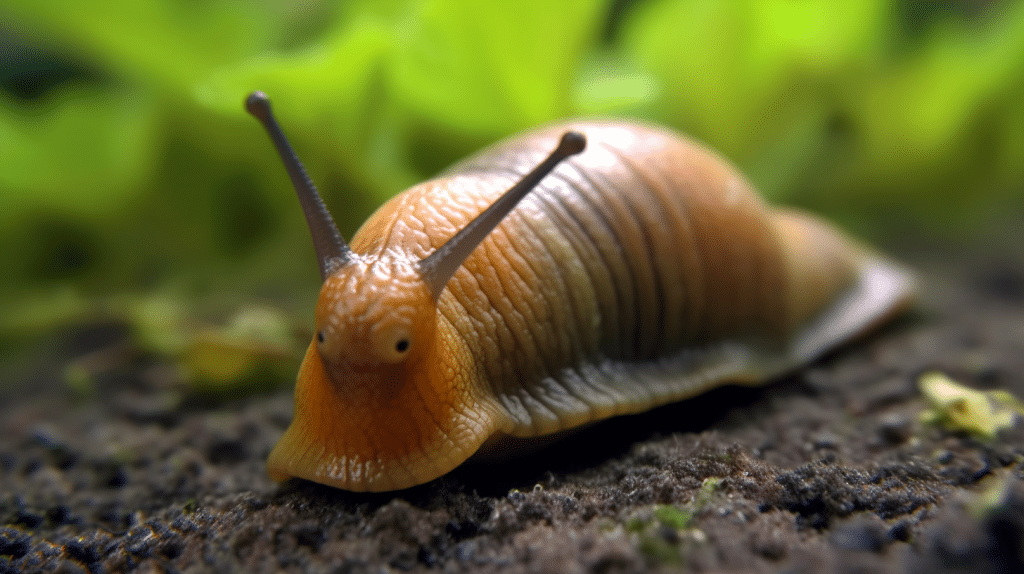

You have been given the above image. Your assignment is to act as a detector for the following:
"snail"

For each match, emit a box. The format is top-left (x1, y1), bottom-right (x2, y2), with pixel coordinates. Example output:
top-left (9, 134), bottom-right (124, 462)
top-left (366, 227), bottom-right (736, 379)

top-left (245, 92), bottom-right (915, 492)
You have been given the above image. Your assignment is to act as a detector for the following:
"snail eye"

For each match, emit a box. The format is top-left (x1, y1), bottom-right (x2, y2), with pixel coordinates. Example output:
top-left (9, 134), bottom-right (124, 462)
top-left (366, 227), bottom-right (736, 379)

top-left (376, 326), bottom-right (412, 363)
top-left (395, 339), bottom-right (410, 353)
top-left (314, 328), bottom-right (342, 366)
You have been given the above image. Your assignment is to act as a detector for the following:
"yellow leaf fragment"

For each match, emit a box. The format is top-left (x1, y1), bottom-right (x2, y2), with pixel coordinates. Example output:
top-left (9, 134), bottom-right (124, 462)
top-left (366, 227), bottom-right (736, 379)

top-left (918, 371), bottom-right (1024, 439)
top-left (181, 305), bottom-right (300, 392)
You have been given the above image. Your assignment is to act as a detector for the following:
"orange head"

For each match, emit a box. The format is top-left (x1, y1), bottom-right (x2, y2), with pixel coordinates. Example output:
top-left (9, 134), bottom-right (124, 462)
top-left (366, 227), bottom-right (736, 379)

top-left (267, 252), bottom-right (477, 491)
top-left (246, 92), bottom-right (584, 491)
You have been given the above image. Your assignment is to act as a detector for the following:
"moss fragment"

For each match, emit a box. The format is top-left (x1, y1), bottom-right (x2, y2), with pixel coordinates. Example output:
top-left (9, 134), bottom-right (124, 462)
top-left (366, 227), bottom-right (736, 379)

top-left (627, 477), bottom-right (720, 565)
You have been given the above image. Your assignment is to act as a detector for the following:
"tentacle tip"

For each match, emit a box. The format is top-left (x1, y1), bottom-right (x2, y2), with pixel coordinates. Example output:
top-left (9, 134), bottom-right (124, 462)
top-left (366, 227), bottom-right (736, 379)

top-left (558, 131), bottom-right (587, 156)
top-left (245, 91), bottom-right (271, 118)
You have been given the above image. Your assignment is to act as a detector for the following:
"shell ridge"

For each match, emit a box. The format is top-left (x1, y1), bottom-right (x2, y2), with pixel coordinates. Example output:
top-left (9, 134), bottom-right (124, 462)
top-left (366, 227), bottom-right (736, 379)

top-left (565, 163), bottom-right (639, 358)
top-left (601, 146), bottom-right (667, 359)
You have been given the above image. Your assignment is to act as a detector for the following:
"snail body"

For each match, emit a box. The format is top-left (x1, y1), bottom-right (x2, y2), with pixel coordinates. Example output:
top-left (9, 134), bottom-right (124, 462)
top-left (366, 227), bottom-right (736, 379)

top-left (247, 94), bottom-right (914, 492)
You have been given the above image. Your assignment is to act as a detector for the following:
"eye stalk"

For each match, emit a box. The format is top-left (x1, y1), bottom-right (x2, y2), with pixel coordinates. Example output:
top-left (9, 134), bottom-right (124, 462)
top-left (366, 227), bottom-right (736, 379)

top-left (418, 131), bottom-right (586, 298)
top-left (246, 91), bottom-right (351, 280)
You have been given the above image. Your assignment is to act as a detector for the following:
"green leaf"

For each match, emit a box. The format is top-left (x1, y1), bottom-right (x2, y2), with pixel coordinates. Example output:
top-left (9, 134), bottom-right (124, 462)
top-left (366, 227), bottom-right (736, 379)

top-left (390, 0), bottom-right (608, 136)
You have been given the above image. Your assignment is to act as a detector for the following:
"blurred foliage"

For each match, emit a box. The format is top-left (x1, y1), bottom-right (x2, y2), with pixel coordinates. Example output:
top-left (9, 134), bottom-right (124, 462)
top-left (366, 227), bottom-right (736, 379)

top-left (2, 0), bottom-right (1024, 358)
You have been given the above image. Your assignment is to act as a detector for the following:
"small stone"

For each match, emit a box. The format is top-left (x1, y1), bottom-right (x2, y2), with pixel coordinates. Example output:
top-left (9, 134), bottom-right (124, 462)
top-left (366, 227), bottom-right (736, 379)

top-left (830, 517), bottom-right (886, 552)
top-left (888, 521), bottom-right (911, 542)
top-left (877, 415), bottom-right (913, 445)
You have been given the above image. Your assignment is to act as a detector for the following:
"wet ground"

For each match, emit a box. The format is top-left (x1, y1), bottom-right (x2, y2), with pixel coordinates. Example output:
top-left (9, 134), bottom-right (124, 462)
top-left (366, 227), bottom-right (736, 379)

top-left (2, 244), bottom-right (1023, 573)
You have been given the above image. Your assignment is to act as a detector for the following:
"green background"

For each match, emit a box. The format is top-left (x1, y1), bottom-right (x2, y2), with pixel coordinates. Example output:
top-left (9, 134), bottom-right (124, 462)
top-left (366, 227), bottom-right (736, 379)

top-left (2, 0), bottom-right (1023, 373)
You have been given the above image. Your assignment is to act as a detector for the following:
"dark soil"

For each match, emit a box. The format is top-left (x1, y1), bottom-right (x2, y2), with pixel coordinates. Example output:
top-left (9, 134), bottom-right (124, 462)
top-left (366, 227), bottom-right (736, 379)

top-left (2, 246), bottom-right (1024, 574)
